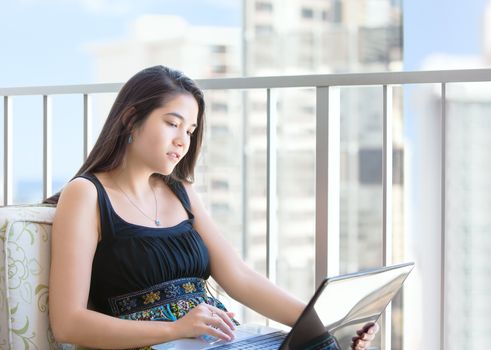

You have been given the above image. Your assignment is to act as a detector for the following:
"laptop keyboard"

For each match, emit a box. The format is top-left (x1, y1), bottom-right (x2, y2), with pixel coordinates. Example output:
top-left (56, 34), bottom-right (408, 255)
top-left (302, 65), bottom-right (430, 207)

top-left (211, 331), bottom-right (287, 349)
top-left (302, 334), bottom-right (338, 350)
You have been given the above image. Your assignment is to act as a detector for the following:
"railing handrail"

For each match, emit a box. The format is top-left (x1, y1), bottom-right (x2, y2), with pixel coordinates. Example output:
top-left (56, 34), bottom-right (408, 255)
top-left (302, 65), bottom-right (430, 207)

top-left (2, 68), bottom-right (491, 95)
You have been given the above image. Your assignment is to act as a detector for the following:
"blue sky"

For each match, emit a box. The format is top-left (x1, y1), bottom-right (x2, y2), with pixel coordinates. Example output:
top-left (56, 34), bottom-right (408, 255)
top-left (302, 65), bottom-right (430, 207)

top-left (0, 0), bottom-right (490, 201)
top-left (0, 0), bottom-right (241, 86)
top-left (403, 0), bottom-right (489, 70)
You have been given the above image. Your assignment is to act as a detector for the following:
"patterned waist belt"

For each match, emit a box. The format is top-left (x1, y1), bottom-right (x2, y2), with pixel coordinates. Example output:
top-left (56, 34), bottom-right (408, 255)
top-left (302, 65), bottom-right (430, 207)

top-left (108, 277), bottom-right (207, 317)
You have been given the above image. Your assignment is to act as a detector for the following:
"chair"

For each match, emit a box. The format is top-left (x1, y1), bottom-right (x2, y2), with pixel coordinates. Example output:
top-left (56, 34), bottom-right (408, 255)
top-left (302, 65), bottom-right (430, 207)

top-left (0, 204), bottom-right (76, 349)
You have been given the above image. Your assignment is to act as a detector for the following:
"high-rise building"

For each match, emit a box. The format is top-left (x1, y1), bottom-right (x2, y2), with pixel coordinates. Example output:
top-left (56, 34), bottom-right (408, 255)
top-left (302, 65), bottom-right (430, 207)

top-left (242, 1), bottom-right (404, 347)
top-left (244, 0), bottom-right (402, 75)
top-left (444, 83), bottom-right (491, 350)
top-left (410, 4), bottom-right (491, 345)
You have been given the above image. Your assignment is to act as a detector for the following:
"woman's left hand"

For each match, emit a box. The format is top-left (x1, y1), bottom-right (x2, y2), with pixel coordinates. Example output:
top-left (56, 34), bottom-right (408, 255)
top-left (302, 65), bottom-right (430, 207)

top-left (350, 322), bottom-right (379, 350)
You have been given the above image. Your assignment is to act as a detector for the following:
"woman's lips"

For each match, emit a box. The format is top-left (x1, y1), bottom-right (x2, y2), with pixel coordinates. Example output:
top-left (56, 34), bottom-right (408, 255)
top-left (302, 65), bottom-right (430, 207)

top-left (167, 152), bottom-right (180, 161)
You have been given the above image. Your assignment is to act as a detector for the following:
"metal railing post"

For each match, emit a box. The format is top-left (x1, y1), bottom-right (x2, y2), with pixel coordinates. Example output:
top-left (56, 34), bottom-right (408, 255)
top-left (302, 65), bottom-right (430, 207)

top-left (43, 95), bottom-right (53, 199)
top-left (3, 96), bottom-right (13, 205)
top-left (315, 86), bottom-right (340, 287)
top-left (315, 87), bottom-right (329, 287)
top-left (440, 83), bottom-right (447, 350)
top-left (381, 85), bottom-right (394, 349)
top-left (83, 94), bottom-right (92, 161)
top-left (266, 88), bottom-right (278, 283)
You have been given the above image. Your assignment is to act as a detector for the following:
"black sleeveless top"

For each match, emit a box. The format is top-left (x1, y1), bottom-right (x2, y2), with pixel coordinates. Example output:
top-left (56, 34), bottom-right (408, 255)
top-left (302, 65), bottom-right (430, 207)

top-left (72, 173), bottom-right (211, 315)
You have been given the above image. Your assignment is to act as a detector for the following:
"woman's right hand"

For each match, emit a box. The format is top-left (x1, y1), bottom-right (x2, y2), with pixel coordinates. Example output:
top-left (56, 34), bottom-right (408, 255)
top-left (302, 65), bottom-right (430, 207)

top-left (172, 304), bottom-right (236, 342)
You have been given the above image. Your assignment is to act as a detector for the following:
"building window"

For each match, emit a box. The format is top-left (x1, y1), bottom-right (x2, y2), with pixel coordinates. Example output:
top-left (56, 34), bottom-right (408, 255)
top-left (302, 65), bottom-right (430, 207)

top-left (322, 10), bottom-right (328, 21)
top-left (211, 179), bottom-right (229, 191)
top-left (301, 7), bottom-right (314, 19)
top-left (255, 24), bottom-right (273, 36)
top-left (212, 202), bottom-right (231, 216)
top-left (211, 102), bottom-right (228, 112)
top-left (211, 45), bottom-right (227, 54)
top-left (393, 148), bottom-right (404, 185)
top-left (211, 125), bottom-right (230, 137)
top-left (212, 65), bottom-right (227, 74)
top-left (302, 105), bottom-right (315, 115)
top-left (255, 1), bottom-right (273, 12)
top-left (330, 0), bottom-right (342, 23)
top-left (300, 32), bottom-right (314, 45)
top-left (358, 148), bottom-right (404, 185)
top-left (359, 149), bottom-right (381, 184)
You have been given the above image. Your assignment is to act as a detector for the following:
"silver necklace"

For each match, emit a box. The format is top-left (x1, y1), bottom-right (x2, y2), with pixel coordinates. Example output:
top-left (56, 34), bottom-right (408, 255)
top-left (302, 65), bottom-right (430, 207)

top-left (114, 181), bottom-right (161, 226)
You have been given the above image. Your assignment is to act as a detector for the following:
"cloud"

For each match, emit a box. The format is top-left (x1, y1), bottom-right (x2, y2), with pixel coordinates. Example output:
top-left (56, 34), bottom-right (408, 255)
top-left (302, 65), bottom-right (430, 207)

top-left (204, 0), bottom-right (241, 10)
top-left (77, 0), bottom-right (135, 15)
top-left (78, 0), bottom-right (241, 15)
top-left (16, 0), bottom-right (148, 15)
top-left (14, 0), bottom-right (241, 18)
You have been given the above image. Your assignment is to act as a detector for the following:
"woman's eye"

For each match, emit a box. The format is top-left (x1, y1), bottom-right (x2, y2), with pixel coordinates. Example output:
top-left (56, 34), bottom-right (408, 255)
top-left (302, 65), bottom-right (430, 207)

top-left (166, 121), bottom-right (178, 128)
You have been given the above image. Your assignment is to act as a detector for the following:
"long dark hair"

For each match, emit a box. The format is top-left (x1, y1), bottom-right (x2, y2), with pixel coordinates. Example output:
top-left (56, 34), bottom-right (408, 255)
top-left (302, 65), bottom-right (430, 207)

top-left (43, 65), bottom-right (205, 205)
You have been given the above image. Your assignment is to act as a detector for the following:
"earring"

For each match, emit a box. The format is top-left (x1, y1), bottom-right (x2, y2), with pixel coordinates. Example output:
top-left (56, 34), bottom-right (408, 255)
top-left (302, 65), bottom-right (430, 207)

top-left (128, 135), bottom-right (133, 144)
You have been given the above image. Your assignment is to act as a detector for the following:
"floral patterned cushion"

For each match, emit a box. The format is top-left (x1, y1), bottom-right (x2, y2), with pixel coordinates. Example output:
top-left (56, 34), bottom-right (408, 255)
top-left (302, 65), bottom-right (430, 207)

top-left (0, 205), bottom-right (76, 350)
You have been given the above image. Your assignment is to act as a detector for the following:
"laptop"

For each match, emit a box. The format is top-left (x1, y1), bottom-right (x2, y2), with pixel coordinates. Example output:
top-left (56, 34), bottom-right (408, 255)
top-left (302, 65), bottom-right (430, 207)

top-left (152, 262), bottom-right (414, 350)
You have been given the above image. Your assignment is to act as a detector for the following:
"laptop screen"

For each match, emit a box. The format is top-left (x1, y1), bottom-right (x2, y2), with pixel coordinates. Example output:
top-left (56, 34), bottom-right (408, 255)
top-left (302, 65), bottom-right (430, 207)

top-left (281, 262), bottom-right (414, 350)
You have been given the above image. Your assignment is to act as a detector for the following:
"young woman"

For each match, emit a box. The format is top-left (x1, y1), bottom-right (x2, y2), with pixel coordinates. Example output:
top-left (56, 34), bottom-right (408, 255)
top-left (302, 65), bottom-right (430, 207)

top-left (46, 65), bottom-right (378, 349)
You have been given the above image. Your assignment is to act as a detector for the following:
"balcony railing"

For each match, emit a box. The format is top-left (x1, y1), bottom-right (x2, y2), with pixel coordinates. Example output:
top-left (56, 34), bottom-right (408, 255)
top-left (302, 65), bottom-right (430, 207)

top-left (2, 68), bottom-right (491, 349)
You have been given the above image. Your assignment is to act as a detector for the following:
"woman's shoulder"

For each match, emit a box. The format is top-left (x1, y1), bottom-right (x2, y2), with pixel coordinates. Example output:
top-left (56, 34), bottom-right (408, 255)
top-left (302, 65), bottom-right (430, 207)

top-left (59, 175), bottom-right (99, 206)
top-left (156, 176), bottom-right (196, 209)
top-left (168, 178), bottom-right (195, 195)
top-left (179, 181), bottom-right (202, 211)
top-left (53, 176), bottom-right (101, 244)
top-left (53, 175), bottom-right (100, 233)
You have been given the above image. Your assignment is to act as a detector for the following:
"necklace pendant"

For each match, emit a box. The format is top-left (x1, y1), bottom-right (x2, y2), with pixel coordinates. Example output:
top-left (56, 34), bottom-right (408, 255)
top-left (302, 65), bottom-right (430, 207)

top-left (155, 219), bottom-right (161, 226)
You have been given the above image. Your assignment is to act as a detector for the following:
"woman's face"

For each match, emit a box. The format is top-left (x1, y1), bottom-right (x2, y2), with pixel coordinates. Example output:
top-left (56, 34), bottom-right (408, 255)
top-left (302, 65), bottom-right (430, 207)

top-left (130, 93), bottom-right (199, 175)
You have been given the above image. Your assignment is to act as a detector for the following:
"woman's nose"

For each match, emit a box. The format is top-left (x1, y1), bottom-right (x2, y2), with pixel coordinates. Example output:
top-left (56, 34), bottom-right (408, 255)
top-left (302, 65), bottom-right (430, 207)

top-left (173, 131), bottom-right (186, 147)
top-left (173, 138), bottom-right (183, 147)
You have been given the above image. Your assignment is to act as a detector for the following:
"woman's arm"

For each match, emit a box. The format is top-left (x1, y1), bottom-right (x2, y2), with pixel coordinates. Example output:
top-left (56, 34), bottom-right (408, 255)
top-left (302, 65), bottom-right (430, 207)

top-left (49, 178), bottom-right (178, 348)
top-left (184, 183), bottom-right (305, 327)
top-left (185, 183), bottom-right (379, 349)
